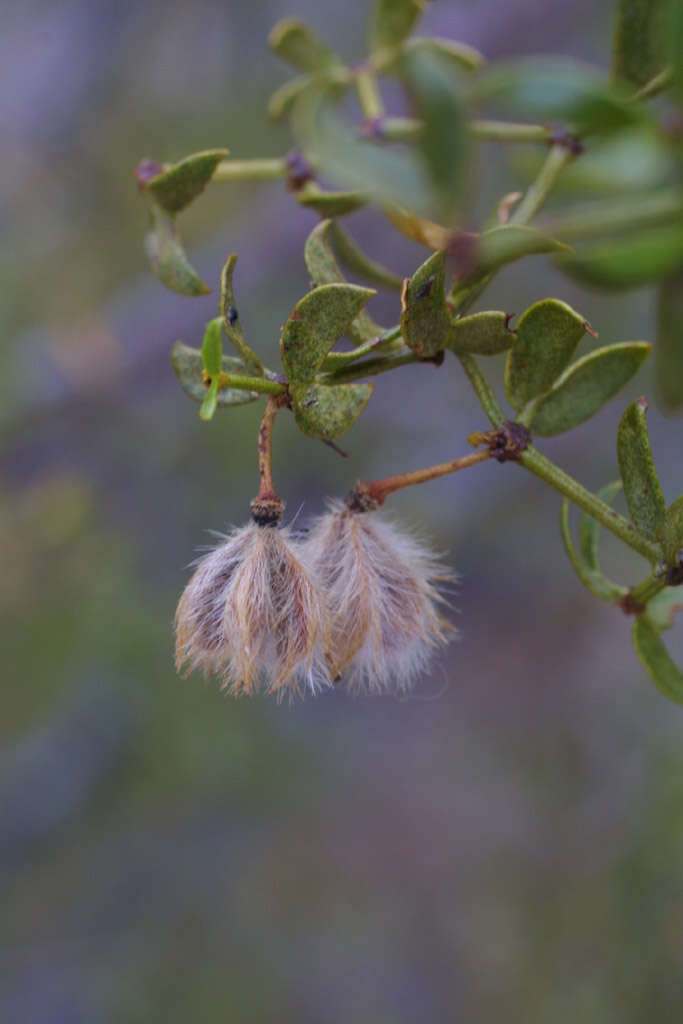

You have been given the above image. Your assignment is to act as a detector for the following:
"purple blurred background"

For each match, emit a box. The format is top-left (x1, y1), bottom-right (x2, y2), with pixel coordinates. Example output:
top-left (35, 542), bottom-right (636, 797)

top-left (2, 2), bottom-right (682, 1021)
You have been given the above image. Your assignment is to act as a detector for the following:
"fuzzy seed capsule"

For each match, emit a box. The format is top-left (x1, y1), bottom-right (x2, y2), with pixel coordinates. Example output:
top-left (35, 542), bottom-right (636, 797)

top-left (175, 520), bottom-right (331, 698)
top-left (303, 502), bottom-right (454, 693)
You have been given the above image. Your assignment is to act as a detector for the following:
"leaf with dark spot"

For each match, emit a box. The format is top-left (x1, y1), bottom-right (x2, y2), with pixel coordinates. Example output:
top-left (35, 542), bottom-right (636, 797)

top-left (292, 381), bottom-right (373, 439)
top-left (400, 250), bottom-right (452, 358)
top-left (219, 254), bottom-right (264, 376)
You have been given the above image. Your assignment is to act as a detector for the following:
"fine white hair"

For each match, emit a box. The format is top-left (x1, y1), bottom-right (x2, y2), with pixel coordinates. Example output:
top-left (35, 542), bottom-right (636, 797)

top-left (175, 522), bottom-right (331, 699)
top-left (303, 502), bottom-right (455, 693)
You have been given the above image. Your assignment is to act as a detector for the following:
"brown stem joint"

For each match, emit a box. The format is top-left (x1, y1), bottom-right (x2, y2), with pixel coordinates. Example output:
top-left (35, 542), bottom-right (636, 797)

top-left (469, 420), bottom-right (531, 463)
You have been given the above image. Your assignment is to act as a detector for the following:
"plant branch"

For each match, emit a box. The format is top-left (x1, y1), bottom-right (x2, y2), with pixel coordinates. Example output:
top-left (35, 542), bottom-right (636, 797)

top-left (322, 327), bottom-right (404, 370)
top-left (634, 67), bottom-right (673, 101)
top-left (630, 574), bottom-right (668, 607)
top-left (349, 449), bottom-right (492, 508)
top-left (508, 144), bottom-right (574, 226)
top-left (215, 373), bottom-right (286, 396)
top-left (255, 395), bottom-right (288, 500)
top-left (473, 119), bottom-right (549, 142)
top-left (455, 354), bottom-right (505, 427)
top-left (519, 445), bottom-right (661, 563)
top-left (212, 158), bottom-right (288, 183)
top-left (355, 68), bottom-right (385, 119)
top-left (319, 351), bottom-right (421, 385)
top-left (364, 117), bottom-right (550, 143)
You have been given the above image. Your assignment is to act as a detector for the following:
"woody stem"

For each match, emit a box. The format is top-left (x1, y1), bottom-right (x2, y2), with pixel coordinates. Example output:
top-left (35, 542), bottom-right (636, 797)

top-left (256, 395), bottom-right (285, 500)
top-left (360, 449), bottom-right (492, 507)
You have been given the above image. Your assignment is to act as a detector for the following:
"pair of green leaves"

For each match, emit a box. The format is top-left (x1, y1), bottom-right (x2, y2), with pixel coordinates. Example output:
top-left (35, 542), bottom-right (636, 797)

top-left (266, 16), bottom-right (351, 119)
top-left (400, 250), bottom-right (515, 358)
top-left (400, 251), bottom-right (650, 437)
top-left (504, 300), bottom-right (650, 437)
top-left (283, 218), bottom-right (381, 440)
top-left (142, 149), bottom-right (228, 296)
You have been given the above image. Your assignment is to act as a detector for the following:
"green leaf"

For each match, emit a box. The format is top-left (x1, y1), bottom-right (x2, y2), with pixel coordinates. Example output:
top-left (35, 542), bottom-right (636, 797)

top-left (560, 488), bottom-right (628, 601)
top-left (551, 127), bottom-right (673, 195)
top-left (268, 76), bottom-right (312, 121)
top-left (472, 57), bottom-right (646, 135)
top-left (281, 282), bottom-right (376, 387)
top-left (291, 85), bottom-right (432, 216)
top-left (145, 204), bottom-right (211, 296)
top-left (617, 397), bottom-right (667, 542)
top-left (201, 317), bottom-right (223, 379)
top-left (200, 378), bottom-right (219, 421)
top-left (633, 615), bottom-right (683, 704)
top-left (448, 311), bottom-right (516, 355)
top-left (612, 0), bottom-right (668, 87)
top-left (368, 0), bottom-right (425, 54)
top-left (504, 299), bottom-right (587, 410)
top-left (219, 254), bottom-right (264, 376)
top-left (268, 18), bottom-right (345, 74)
top-left (170, 342), bottom-right (258, 407)
top-left (655, 270), bottom-right (683, 410)
top-left (401, 42), bottom-right (470, 221)
top-left (530, 342), bottom-right (652, 436)
top-left (292, 381), bottom-right (373, 439)
top-left (450, 226), bottom-right (571, 297)
top-left (400, 250), bottom-right (452, 358)
top-left (645, 585), bottom-right (683, 631)
top-left (558, 225), bottom-right (683, 290)
top-left (304, 219), bottom-right (344, 284)
top-left (658, 496), bottom-right (683, 563)
top-left (296, 188), bottom-right (368, 217)
top-left (579, 481), bottom-right (624, 569)
top-left (404, 36), bottom-right (484, 73)
top-left (145, 149), bottom-right (228, 214)
top-left (303, 221), bottom-right (385, 343)
top-left (328, 221), bottom-right (402, 290)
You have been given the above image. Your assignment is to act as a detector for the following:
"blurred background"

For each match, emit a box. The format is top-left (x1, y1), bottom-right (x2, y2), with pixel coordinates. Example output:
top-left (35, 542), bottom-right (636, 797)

top-left (2, 1), bottom-right (683, 1021)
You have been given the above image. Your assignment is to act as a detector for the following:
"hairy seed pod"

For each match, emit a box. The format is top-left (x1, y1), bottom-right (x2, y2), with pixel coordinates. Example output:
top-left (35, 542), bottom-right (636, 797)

top-left (175, 522), bottom-right (331, 698)
top-left (304, 503), bottom-right (454, 692)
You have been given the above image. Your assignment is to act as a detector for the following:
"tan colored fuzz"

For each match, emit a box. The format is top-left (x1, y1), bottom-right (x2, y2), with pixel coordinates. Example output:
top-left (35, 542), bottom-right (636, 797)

top-left (175, 522), bottom-right (331, 698)
top-left (304, 503), bottom-right (454, 693)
